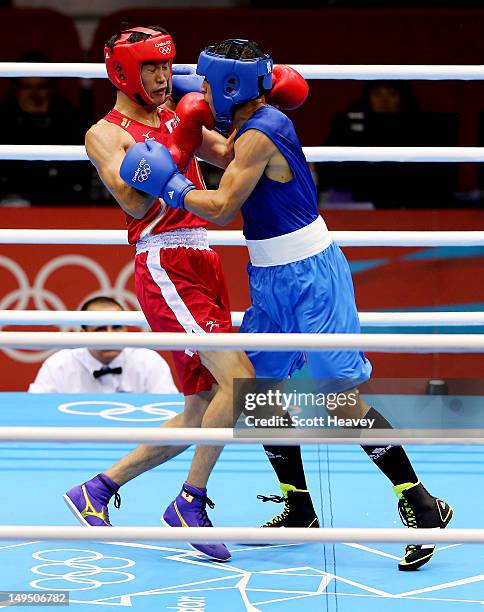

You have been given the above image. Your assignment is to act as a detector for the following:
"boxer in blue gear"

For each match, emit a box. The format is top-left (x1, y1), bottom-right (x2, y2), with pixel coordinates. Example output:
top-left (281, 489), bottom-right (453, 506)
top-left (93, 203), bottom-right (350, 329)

top-left (121, 38), bottom-right (453, 571)
top-left (196, 39), bottom-right (272, 132)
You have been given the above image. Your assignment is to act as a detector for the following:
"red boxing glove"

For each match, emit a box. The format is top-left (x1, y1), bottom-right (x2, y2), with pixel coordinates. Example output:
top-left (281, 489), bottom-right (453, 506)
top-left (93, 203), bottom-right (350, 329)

top-left (268, 64), bottom-right (309, 111)
top-left (170, 92), bottom-right (215, 172)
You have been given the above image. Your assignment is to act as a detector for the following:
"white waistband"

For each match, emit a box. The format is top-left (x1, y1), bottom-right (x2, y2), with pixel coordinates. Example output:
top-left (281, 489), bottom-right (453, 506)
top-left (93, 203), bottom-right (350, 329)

top-left (136, 227), bottom-right (210, 254)
top-left (246, 216), bottom-right (332, 267)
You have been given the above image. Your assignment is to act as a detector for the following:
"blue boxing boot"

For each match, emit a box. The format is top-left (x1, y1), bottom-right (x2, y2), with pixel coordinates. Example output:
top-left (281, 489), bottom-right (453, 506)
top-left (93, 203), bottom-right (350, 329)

top-left (64, 473), bottom-right (121, 526)
top-left (162, 482), bottom-right (231, 562)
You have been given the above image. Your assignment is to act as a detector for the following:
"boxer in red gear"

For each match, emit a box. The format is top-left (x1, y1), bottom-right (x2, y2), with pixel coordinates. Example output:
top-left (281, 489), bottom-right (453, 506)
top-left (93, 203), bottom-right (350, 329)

top-left (64, 25), bottom-right (254, 562)
top-left (65, 29), bottom-right (310, 562)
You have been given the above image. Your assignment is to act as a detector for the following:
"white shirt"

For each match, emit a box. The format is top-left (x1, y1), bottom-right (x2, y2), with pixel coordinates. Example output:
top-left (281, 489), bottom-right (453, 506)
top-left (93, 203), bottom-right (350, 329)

top-left (28, 347), bottom-right (179, 394)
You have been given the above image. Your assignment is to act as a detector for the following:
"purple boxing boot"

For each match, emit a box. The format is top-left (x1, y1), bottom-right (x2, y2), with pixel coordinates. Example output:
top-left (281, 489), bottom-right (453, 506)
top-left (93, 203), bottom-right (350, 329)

top-left (64, 473), bottom-right (120, 526)
top-left (163, 482), bottom-right (231, 561)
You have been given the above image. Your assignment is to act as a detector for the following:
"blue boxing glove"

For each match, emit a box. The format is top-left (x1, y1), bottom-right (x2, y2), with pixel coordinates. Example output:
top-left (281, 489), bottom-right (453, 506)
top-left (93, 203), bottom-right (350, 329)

top-left (120, 140), bottom-right (195, 209)
top-left (171, 64), bottom-right (204, 103)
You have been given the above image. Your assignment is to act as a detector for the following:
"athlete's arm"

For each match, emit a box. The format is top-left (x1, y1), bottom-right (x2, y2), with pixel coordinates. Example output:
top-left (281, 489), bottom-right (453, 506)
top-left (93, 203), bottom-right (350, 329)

top-left (198, 128), bottom-right (235, 169)
top-left (184, 129), bottom-right (275, 225)
top-left (85, 122), bottom-right (157, 219)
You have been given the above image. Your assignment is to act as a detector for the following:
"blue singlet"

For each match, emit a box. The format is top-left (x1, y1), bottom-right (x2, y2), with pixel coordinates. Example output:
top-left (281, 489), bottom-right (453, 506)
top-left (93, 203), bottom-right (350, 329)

top-left (237, 105), bottom-right (372, 389)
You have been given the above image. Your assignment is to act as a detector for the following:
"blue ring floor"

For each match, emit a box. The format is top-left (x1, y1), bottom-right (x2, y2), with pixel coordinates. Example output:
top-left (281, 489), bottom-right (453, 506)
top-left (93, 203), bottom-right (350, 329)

top-left (0, 393), bottom-right (482, 611)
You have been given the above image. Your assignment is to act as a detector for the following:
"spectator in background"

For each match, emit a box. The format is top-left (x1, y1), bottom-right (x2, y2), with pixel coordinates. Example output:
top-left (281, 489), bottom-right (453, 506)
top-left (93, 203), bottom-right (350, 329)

top-left (320, 80), bottom-right (457, 208)
top-left (0, 52), bottom-right (90, 206)
top-left (29, 296), bottom-right (178, 393)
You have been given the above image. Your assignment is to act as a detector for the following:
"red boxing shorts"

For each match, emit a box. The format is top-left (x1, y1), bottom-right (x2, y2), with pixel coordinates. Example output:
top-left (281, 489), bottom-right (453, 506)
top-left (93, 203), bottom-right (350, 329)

top-left (134, 245), bottom-right (232, 395)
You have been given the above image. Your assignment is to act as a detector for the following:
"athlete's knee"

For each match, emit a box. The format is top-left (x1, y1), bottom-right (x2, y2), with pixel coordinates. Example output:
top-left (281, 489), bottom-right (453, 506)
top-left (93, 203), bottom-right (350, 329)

top-left (202, 387), bottom-right (236, 427)
top-left (200, 350), bottom-right (255, 391)
top-left (232, 352), bottom-right (255, 380)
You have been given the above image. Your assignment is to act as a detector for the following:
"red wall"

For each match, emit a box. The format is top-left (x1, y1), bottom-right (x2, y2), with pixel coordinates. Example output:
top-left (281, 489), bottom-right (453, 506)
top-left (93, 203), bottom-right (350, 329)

top-left (1, 207), bottom-right (483, 391)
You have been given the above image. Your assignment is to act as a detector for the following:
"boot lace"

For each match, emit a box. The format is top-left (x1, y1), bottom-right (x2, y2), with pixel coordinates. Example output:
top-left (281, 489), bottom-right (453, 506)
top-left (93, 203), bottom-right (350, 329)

top-left (399, 497), bottom-right (422, 553)
top-left (197, 495), bottom-right (215, 527)
top-left (257, 494), bottom-right (289, 527)
top-left (97, 474), bottom-right (121, 509)
top-left (398, 497), bottom-right (417, 529)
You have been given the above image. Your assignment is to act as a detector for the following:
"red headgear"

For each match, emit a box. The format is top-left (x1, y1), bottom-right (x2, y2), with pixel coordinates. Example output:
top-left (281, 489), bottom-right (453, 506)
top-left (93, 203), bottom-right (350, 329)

top-left (104, 27), bottom-right (176, 108)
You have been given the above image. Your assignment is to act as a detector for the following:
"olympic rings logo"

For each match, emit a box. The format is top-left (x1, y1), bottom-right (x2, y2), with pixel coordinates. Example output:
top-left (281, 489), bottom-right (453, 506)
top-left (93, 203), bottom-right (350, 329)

top-left (0, 254), bottom-right (138, 363)
top-left (31, 549), bottom-right (135, 592)
top-left (58, 400), bottom-right (182, 422)
top-left (136, 164), bottom-right (152, 182)
top-left (155, 42), bottom-right (172, 54)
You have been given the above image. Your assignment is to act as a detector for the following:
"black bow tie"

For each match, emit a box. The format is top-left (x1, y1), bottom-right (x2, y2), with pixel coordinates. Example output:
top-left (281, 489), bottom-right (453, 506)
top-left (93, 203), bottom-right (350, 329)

top-left (93, 366), bottom-right (123, 379)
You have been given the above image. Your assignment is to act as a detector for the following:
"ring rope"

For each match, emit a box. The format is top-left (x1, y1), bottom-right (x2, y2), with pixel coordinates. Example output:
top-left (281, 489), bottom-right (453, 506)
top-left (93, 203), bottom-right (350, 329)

top-left (3, 144), bottom-right (484, 163)
top-left (1, 229), bottom-right (483, 247)
top-left (0, 525), bottom-right (481, 544)
top-left (1, 310), bottom-right (483, 328)
top-left (0, 331), bottom-right (482, 352)
top-left (2, 62), bottom-right (484, 80)
top-left (0, 427), bottom-right (482, 446)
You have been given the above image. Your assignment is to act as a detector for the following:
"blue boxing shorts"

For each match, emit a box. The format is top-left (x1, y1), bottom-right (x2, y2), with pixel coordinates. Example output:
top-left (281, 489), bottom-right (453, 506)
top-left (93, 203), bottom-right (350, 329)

top-left (239, 241), bottom-right (372, 391)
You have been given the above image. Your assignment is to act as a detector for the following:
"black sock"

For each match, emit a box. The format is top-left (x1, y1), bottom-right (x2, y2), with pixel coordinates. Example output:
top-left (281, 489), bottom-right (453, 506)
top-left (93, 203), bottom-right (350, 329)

top-left (361, 407), bottom-right (418, 486)
top-left (263, 445), bottom-right (308, 490)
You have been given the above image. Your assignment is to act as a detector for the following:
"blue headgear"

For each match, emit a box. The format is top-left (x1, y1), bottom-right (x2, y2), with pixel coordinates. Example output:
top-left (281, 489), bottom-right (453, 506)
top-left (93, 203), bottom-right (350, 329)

top-left (196, 39), bottom-right (273, 131)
